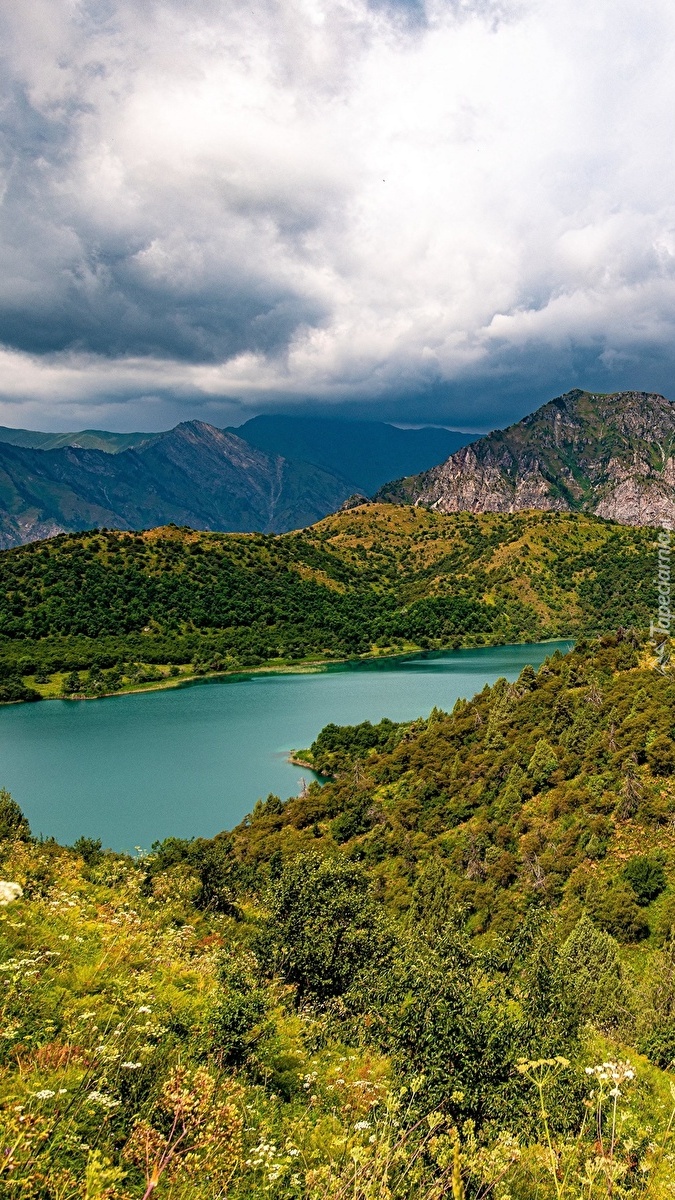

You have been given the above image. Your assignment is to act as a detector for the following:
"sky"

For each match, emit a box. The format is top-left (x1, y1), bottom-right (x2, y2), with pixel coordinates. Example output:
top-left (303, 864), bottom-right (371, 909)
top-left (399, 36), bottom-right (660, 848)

top-left (1, 0), bottom-right (675, 433)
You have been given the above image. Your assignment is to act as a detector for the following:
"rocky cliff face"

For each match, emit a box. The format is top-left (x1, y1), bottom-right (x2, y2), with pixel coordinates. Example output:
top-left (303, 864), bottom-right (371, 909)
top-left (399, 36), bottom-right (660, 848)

top-left (376, 390), bottom-right (675, 527)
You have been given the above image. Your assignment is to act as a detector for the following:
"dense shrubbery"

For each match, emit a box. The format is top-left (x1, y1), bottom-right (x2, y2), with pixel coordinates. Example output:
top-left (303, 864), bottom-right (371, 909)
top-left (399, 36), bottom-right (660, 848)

top-left (274, 632), bottom-right (675, 939)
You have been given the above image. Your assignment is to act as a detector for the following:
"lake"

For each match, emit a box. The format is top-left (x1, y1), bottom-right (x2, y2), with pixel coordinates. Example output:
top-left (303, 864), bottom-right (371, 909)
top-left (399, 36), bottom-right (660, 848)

top-left (0, 641), bottom-right (571, 851)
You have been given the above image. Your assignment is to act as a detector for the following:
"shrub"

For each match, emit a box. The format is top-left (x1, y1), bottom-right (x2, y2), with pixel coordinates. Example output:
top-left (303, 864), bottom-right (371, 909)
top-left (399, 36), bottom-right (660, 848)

top-left (211, 956), bottom-right (271, 1068)
top-left (647, 734), bottom-right (675, 775)
top-left (584, 878), bottom-right (649, 941)
top-left (623, 855), bottom-right (667, 905)
top-left (72, 836), bottom-right (104, 866)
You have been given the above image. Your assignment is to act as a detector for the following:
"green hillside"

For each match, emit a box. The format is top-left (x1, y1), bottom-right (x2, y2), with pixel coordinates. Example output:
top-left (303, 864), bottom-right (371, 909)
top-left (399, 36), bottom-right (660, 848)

top-left (3, 635), bottom-right (675, 1197)
top-left (0, 504), bottom-right (661, 700)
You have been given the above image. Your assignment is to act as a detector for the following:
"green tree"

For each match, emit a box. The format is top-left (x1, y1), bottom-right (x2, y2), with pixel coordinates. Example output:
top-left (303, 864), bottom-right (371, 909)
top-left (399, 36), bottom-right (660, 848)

top-left (561, 915), bottom-right (626, 1028)
top-left (0, 789), bottom-right (31, 841)
top-left (211, 955), bottom-right (271, 1068)
top-left (527, 738), bottom-right (558, 786)
top-left (255, 852), bottom-right (388, 1002)
top-left (408, 856), bottom-right (458, 937)
top-left (647, 734), bottom-right (675, 775)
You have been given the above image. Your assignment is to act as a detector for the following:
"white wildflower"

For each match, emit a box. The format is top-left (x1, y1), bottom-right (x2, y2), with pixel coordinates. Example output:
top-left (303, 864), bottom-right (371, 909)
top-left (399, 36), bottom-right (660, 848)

top-left (34, 1089), bottom-right (56, 1100)
top-left (0, 881), bottom-right (23, 907)
top-left (121, 1062), bottom-right (142, 1070)
top-left (354, 1120), bottom-right (371, 1131)
top-left (86, 1091), bottom-right (120, 1109)
top-left (137, 1005), bottom-right (152, 1013)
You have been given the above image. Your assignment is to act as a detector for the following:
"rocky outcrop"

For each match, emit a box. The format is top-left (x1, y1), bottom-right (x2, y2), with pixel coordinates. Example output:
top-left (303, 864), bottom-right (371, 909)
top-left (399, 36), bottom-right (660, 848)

top-left (339, 493), bottom-right (373, 511)
top-left (376, 390), bottom-right (675, 527)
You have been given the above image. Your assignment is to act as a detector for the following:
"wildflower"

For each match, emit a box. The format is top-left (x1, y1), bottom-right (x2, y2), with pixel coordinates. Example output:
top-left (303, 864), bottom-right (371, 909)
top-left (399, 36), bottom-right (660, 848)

top-left (121, 1062), bottom-right (142, 1070)
top-left (34, 1089), bottom-right (56, 1100)
top-left (0, 881), bottom-right (22, 906)
top-left (137, 1005), bottom-right (152, 1013)
top-left (585, 1061), bottom-right (635, 1087)
top-left (354, 1121), bottom-right (371, 1131)
top-left (86, 1091), bottom-right (120, 1109)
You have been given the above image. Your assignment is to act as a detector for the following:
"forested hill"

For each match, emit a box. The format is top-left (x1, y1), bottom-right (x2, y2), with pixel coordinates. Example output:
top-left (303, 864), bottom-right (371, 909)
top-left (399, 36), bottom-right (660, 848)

top-left (240, 633), bottom-right (675, 939)
top-left (0, 504), bottom-right (661, 698)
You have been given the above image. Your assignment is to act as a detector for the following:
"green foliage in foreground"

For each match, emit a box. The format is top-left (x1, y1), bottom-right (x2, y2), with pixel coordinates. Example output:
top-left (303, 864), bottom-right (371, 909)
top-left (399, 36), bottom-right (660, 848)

top-left (5, 637), bottom-right (675, 1195)
top-left (0, 505), bottom-right (662, 693)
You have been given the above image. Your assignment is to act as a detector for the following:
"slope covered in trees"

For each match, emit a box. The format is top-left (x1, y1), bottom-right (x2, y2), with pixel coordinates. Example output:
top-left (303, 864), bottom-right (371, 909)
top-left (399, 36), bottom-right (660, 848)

top-left (0, 505), bottom-right (661, 697)
top-left (3, 636), bottom-right (675, 1197)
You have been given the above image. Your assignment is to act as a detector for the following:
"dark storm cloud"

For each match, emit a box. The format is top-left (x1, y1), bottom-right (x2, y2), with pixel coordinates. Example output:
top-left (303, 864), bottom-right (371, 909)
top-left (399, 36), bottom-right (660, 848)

top-left (0, 75), bottom-right (327, 362)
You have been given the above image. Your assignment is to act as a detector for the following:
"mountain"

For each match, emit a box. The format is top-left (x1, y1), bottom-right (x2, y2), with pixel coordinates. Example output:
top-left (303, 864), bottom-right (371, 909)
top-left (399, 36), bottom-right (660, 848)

top-left (0, 421), bottom-right (353, 547)
top-left (0, 416), bottom-right (477, 493)
top-left (0, 426), bottom-right (157, 453)
top-left (228, 414), bottom-right (475, 494)
top-left (376, 389), bottom-right (675, 526)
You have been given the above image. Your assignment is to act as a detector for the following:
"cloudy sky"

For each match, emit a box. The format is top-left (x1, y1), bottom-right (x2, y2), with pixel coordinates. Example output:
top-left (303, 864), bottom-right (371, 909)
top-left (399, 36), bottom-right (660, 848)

top-left (0, 0), bottom-right (674, 432)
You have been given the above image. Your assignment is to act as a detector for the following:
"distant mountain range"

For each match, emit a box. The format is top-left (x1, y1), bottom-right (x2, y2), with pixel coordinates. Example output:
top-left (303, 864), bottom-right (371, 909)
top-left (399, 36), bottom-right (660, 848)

top-left (226, 415), bottom-right (472, 495)
top-left (376, 389), bottom-right (675, 527)
top-left (0, 422), bottom-right (352, 548)
top-left (0, 426), bottom-right (154, 454)
top-left (7, 390), bottom-right (675, 548)
top-left (0, 416), bottom-right (471, 547)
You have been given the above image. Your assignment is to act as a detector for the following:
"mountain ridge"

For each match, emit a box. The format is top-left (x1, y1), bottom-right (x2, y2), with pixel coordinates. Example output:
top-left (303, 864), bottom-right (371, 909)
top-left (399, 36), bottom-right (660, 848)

top-left (0, 415), bottom-right (475, 545)
top-left (228, 414), bottom-right (474, 494)
top-left (376, 389), bottom-right (675, 526)
top-left (0, 505), bottom-right (659, 693)
top-left (0, 426), bottom-right (158, 453)
top-left (0, 420), bottom-right (353, 547)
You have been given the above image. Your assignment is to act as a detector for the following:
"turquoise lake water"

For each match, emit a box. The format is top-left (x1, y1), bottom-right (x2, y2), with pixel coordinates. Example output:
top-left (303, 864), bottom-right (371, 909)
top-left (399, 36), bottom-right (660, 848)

top-left (0, 641), bottom-right (571, 851)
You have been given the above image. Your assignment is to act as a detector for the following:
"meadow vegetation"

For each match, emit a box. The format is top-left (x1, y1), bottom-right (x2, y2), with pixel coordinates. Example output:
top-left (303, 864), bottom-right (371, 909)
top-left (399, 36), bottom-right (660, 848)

top-left (4, 635), bottom-right (675, 1196)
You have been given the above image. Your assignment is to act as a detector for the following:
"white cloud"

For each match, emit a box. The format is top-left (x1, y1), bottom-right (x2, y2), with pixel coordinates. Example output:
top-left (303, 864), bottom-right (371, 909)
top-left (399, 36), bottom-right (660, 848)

top-left (0, 0), bottom-right (675, 428)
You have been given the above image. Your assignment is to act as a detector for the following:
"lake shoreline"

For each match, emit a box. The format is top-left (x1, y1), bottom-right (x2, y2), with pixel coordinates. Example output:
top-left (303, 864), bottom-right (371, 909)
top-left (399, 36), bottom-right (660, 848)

top-left (287, 753), bottom-right (335, 778)
top-left (3, 635), bottom-right (574, 707)
top-left (2, 639), bottom-right (573, 849)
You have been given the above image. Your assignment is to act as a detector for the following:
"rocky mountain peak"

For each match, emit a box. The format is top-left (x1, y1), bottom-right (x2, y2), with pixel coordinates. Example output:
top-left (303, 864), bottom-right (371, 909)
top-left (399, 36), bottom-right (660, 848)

top-left (376, 389), bottom-right (675, 527)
